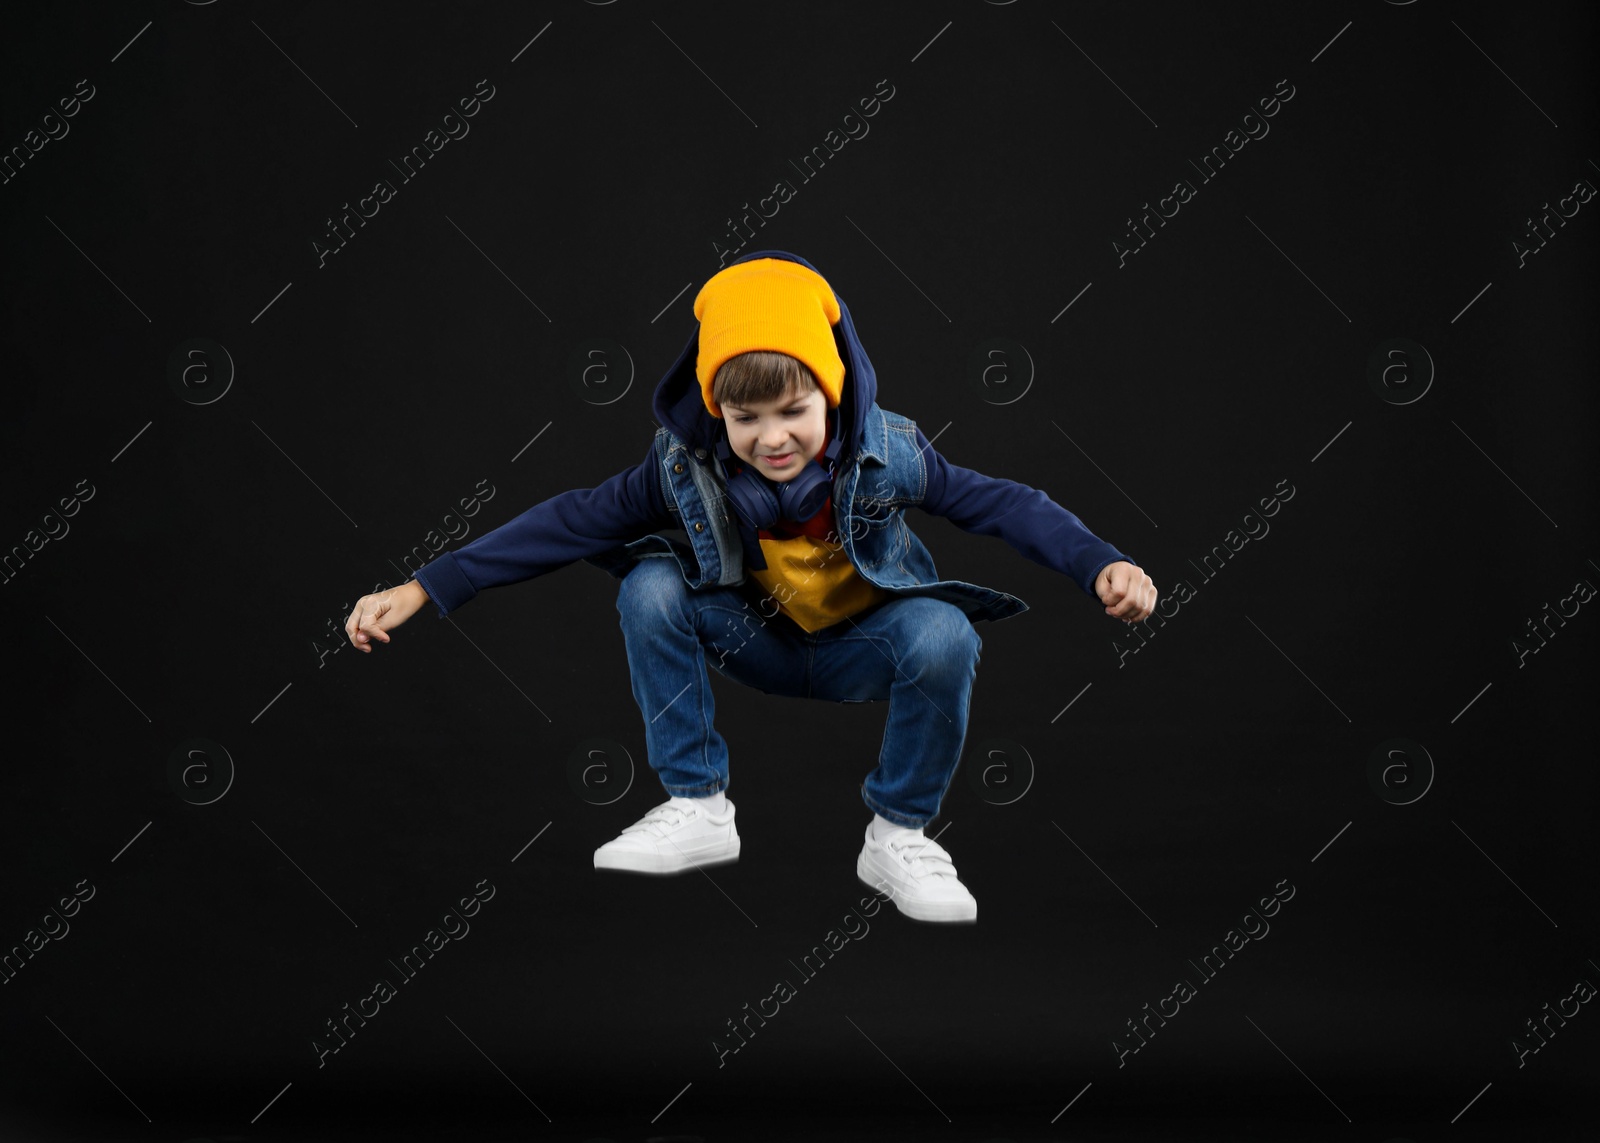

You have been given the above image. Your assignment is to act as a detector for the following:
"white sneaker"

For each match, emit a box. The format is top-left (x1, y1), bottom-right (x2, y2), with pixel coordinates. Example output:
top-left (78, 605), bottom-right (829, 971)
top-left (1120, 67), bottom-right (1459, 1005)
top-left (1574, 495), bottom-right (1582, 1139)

top-left (593, 796), bottom-right (740, 875)
top-left (857, 820), bottom-right (977, 923)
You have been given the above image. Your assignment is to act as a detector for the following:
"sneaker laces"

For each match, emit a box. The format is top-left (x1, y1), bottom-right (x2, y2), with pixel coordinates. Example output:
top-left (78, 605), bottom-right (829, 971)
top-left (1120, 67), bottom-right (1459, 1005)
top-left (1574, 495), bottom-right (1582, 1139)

top-left (620, 802), bottom-right (694, 837)
top-left (884, 832), bottom-right (958, 880)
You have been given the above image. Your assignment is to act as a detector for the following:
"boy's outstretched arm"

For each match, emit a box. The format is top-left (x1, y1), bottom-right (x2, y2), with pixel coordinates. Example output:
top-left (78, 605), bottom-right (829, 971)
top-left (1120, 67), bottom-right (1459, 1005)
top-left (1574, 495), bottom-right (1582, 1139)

top-left (913, 424), bottom-right (1156, 622)
top-left (343, 437), bottom-right (671, 652)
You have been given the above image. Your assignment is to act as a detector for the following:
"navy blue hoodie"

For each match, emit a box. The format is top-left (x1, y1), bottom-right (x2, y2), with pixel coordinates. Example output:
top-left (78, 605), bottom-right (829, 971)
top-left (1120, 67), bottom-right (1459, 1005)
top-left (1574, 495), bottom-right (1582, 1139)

top-left (414, 249), bottom-right (1133, 619)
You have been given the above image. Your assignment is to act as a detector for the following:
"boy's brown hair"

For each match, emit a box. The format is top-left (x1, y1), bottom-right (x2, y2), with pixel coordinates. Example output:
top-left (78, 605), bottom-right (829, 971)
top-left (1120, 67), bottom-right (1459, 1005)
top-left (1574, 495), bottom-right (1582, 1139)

top-left (712, 351), bottom-right (820, 414)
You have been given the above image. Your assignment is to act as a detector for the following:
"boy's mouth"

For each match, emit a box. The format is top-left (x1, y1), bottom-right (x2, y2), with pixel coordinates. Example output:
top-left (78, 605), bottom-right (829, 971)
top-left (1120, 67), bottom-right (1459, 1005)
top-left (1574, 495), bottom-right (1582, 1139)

top-left (760, 454), bottom-right (794, 467)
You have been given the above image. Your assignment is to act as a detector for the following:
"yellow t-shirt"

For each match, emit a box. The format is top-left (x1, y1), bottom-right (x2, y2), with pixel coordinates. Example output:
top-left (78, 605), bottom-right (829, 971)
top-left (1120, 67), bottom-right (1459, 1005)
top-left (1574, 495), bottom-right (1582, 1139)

top-left (746, 530), bottom-right (892, 633)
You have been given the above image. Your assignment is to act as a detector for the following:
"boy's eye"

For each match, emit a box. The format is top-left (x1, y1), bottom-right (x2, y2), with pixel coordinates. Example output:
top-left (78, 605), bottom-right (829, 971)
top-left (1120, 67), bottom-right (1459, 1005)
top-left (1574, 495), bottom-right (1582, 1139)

top-left (734, 411), bottom-right (802, 423)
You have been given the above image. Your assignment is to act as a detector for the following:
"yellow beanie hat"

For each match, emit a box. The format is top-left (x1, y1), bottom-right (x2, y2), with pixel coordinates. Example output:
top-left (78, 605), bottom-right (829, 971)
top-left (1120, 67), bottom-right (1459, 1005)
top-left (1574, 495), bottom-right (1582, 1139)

top-left (692, 258), bottom-right (845, 418)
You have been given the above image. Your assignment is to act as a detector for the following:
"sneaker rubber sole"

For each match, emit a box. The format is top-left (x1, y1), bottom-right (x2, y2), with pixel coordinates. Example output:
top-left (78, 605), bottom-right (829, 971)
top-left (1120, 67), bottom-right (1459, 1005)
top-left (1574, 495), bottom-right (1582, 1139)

top-left (856, 852), bottom-right (978, 923)
top-left (594, 836), bottom-right (741, 875)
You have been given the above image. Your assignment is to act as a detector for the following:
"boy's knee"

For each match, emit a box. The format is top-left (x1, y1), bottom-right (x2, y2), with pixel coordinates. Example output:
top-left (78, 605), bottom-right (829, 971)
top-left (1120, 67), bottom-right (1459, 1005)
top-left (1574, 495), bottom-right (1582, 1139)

top-left (900, 600), bottom-right (980, 668)
top-left (616, 558), bottom-right (685, 617)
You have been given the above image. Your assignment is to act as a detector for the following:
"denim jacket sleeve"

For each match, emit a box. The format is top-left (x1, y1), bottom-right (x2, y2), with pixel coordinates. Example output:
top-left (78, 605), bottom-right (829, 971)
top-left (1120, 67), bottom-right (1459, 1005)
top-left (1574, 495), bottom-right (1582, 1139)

top-left (413, 438), bottom-right (670, 616)
top-left (912, 423), bottom-right (1135, 599)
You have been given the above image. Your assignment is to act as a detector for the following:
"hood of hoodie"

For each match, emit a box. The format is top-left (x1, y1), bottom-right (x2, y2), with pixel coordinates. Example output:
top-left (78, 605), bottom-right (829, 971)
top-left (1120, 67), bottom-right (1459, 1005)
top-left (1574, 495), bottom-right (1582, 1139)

top-left (651, 249), bottom-right (878, 474)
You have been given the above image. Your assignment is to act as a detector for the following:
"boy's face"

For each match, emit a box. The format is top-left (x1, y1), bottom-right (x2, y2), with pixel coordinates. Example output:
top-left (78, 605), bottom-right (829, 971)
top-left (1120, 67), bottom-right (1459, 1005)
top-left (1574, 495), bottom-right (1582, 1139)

top-left (722, 384), bottom-right (827, 481)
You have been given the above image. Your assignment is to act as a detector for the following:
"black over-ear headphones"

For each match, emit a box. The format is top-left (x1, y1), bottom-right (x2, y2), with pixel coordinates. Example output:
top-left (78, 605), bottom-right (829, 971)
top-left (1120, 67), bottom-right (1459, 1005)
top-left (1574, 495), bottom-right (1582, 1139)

top-left (714, 402), bottom-right (844, 530)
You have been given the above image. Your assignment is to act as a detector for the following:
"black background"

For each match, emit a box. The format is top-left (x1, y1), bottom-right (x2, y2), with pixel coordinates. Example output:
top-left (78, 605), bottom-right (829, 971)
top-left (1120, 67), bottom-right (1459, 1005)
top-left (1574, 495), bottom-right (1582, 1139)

top-left (1, 2), bottom-right (1595, 1141)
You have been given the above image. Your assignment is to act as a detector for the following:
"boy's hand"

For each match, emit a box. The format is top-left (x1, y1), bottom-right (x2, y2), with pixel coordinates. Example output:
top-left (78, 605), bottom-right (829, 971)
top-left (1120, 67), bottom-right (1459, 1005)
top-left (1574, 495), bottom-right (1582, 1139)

top-left (345, 580), bottom-right (431, 653)
top-left (1095, 561), bottom-right (1156, 623)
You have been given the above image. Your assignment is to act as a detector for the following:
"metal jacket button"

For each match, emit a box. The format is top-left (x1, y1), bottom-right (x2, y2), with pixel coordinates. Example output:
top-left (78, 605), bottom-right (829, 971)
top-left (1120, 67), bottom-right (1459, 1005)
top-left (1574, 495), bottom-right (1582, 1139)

top-left (673, 463), bottom-right (684, 473)
top-left (694, 447), bottom-right (707, 459)
top-left (694, 522), bottom-right (704, 532)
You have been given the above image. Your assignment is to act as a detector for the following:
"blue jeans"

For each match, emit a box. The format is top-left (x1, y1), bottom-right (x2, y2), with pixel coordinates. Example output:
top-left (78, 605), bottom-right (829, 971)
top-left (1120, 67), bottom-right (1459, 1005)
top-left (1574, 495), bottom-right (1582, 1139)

top-left (614, 557), bottom-right (983, 829)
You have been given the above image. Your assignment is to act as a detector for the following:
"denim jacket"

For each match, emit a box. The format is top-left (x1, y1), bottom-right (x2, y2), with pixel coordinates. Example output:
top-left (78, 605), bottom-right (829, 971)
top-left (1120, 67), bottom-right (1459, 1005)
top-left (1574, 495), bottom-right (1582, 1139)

top-left (414, 250), bottom-right (1134, 626)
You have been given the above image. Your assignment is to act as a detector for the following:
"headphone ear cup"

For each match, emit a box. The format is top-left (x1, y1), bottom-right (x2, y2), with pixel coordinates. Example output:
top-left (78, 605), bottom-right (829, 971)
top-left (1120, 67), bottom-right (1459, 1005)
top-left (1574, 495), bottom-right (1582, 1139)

top-left (724, 466), bottom-right (780, 530)
top-left (773, 402), bottom-right (844, 521)
top-left (716, 424), bottom-right (779, 530)
top-left (775, 462), bottom-right (831, 521)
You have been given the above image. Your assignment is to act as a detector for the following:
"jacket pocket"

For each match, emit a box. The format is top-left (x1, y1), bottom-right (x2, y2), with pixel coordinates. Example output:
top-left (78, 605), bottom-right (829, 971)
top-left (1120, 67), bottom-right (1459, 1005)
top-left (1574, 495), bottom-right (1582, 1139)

top-left (849, 511), bottom-right (909, 570)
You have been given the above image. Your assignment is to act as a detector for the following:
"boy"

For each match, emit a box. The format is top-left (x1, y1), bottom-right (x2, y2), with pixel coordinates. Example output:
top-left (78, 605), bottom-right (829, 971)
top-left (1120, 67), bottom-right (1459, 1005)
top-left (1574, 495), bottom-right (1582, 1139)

top-left (345, 250), bottom-right (1155, 923)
